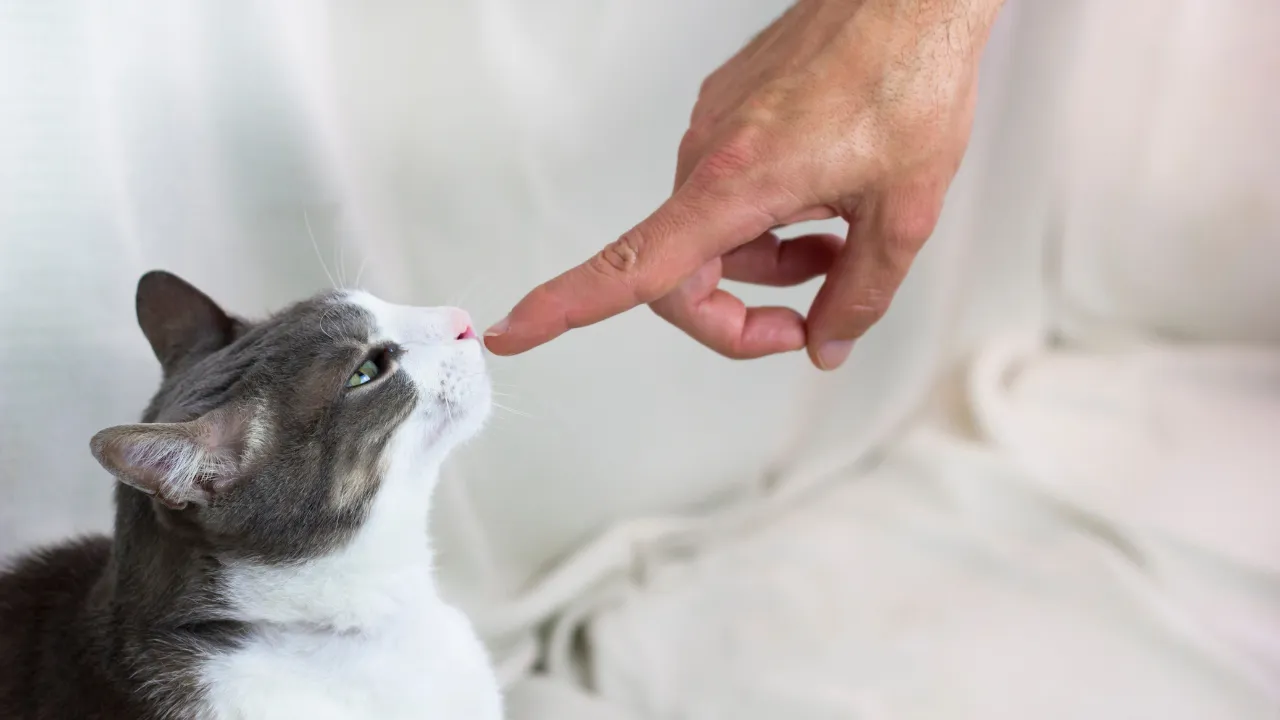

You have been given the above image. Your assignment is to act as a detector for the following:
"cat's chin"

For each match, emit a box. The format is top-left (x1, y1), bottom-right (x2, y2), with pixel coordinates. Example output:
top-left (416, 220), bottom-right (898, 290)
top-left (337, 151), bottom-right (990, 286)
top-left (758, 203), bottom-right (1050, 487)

top-left (430, 385), bottom-right (492, 449)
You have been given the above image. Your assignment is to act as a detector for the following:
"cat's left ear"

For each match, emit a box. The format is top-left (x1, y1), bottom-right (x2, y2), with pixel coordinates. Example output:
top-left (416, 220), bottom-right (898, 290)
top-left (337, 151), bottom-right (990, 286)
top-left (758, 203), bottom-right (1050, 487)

top-left (89, 405), bottom-right (259, 510)
top-left (136, 270), bottom-right (248, 376)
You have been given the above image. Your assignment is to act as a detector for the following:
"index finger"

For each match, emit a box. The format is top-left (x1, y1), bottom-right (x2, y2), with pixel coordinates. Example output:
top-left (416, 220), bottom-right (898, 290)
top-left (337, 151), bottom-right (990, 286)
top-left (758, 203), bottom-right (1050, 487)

top-left (483, 181), bottom-right (776, 356)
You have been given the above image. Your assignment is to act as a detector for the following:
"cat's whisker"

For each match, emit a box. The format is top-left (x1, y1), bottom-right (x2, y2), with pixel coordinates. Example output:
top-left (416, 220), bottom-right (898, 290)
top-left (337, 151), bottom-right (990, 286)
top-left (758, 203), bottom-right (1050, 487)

top-left (304, 210), bottom-right (339, 291)
top-left (490, 401), bottom-right (535, 420)
top-left (336, 237), bottom-right (347, 290)
top-left (353, 254), bottom-right (371, 290)
top-left (451, 266), bottom-right (489, 309)
top-left (487, 391), bottom-right (528, 407)
top-left (455, 374), bottom-right (525, 402)
top-left (444, 262), bottom-right (481, 307)
top-left (317, 304), bottom-right (339, 343)
top-left (487, 410), bottom-right (530, 426)
top-left (435, 394), bottom-right (456, 425)
top-left (483, 412), bottom-right (523, 428)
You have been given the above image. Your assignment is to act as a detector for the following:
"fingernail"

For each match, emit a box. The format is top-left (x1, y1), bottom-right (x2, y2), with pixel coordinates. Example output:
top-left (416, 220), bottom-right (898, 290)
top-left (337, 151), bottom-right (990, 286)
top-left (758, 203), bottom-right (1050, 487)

top-left (483, 316), bottom-right (510, 338)
top-left (817, 340), bottom-right (854, 371)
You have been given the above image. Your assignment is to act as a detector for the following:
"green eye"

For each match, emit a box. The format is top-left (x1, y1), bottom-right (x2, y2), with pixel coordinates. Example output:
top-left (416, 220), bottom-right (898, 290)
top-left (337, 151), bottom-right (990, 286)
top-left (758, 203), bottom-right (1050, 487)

top-left (346, 359), bottom-right (380, 388)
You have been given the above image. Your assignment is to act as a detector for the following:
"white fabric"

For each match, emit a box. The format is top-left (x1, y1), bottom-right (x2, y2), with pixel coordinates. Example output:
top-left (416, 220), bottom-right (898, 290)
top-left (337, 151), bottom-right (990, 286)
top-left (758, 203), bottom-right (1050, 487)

top-left (1051, 0), bottom-right (1280, 345)
top-left (2, 0), bottom-right (1278, 717)
top-left (970, 342), bottom-right (1280, 577)
top-left (971, 341), bottom-right (1280, 683)
top-left (571, 342), bottom-right (1280, 717)
top-left (581, 432), bottom-right (1280, 719)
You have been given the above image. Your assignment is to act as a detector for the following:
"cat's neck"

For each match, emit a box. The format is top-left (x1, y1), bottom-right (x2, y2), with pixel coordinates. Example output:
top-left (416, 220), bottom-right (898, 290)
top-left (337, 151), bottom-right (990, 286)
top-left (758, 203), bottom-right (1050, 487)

top-left (220, 479), bottom-right (441, 632)
top-left (99, 486), bottom-right (231, 628)
top-left (103, 463), bottom-right (444, 634)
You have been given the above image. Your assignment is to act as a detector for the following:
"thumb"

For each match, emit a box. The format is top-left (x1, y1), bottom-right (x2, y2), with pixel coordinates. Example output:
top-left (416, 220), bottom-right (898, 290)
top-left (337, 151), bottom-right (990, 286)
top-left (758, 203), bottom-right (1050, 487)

top-left (484, 183), bottom-right (775, 356)
top-left (805, 188), bottom-right (941, 370)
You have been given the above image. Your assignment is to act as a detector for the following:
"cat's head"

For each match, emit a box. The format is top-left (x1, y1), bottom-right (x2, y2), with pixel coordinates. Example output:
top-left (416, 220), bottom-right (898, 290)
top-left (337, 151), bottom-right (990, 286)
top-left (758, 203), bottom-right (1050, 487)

top-left (89, 271), bottom-right (490, 561)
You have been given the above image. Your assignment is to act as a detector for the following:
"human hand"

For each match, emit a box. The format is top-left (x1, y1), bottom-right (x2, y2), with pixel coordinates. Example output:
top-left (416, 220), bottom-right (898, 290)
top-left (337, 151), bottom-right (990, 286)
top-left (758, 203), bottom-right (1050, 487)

top-left (484, 0), bottom-right (1004, 369)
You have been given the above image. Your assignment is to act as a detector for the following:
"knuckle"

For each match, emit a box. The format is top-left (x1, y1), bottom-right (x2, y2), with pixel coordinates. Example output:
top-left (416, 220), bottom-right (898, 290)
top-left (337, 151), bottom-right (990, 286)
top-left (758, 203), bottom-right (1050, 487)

top-left (852, 290), bottom-right (893, 324)
top-left (826, 287), bottom-right (892, 335)
top-left (677, 126), bottom-right (708, 162)
top-left (879, 187), bottom-right (946, 249)
top-left (694, 124), bottom-right (768, 187)
top-left (739, 89), bottom-right (782, 127)
top-left (588, 233), bottom-right (663, 304)
top-left (880, 204), bottom-right (940, 250)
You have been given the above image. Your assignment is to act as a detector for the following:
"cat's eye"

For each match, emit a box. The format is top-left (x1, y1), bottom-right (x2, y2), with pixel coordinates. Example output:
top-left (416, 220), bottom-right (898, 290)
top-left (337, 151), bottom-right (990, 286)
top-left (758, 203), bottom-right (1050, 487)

top-left (346, 359), bottom-right (380, 388)
top-left (344, 346), bottom-right (397, 390)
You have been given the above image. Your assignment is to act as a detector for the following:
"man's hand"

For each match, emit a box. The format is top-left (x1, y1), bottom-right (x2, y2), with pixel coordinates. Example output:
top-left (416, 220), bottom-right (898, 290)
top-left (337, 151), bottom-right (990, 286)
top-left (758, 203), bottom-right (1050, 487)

top-left (484, 0), bottom-right (1004, 370)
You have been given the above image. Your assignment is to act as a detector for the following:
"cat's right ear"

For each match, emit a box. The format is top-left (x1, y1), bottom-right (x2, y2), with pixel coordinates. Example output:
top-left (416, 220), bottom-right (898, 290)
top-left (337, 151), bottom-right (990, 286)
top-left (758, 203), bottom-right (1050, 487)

top-left (89, 404), bottom-right (259, 510)
top-left (136, 271), bottom-right (246, 376)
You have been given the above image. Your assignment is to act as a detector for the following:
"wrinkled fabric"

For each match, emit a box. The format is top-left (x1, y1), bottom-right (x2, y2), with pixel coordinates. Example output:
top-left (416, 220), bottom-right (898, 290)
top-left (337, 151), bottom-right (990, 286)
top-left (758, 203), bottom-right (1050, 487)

top-left (580, 432), bottom-right (1280, 719)
top-left (573, 341), bottom-right (1280, 718)
top-left (1, 0), bottom-right (1278, 717)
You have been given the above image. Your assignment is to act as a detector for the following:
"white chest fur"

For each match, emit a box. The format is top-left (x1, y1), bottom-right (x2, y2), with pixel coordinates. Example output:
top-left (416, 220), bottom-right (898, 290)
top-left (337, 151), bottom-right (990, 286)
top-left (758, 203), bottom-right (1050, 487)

top-left (200, 598), bottom-right (503, 720)
top-left (197, 462), bottom-right (504, 720)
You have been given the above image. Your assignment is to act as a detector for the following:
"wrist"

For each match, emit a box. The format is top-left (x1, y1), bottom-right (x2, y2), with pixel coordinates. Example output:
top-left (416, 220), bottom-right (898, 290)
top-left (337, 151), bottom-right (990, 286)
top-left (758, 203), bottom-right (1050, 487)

top-left (861, 0), bottom-right (1004, 58)
top-left (868, 0), bottom-right (1005, 30)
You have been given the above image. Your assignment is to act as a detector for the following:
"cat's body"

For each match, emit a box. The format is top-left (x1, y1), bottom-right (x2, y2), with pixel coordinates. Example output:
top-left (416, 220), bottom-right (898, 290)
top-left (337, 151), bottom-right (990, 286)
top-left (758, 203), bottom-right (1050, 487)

top-left (0, 273), bottom-right (504, 719)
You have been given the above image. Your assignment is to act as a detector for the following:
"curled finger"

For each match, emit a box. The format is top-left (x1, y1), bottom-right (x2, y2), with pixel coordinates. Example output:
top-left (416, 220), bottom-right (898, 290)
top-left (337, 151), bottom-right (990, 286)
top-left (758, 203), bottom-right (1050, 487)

top-left (721, 232), bottom-right (844, 287)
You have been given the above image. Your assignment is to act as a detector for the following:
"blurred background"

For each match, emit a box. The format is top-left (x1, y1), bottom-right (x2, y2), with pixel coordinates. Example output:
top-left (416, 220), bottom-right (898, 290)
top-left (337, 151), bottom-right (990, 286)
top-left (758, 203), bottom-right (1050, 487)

top-left (1, 0), bottom-right (1278, 717)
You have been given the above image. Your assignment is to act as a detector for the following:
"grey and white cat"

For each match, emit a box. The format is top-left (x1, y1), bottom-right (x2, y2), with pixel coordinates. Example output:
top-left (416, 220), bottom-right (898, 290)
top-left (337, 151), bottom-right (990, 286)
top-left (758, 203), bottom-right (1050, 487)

top-left (0, 271), bottom-right (504, 719)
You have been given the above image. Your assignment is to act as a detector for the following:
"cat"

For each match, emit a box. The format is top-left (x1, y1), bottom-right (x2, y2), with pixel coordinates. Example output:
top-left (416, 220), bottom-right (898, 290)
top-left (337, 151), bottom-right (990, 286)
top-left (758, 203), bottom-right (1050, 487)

top-left (0, 271), bottom-right (505, 719)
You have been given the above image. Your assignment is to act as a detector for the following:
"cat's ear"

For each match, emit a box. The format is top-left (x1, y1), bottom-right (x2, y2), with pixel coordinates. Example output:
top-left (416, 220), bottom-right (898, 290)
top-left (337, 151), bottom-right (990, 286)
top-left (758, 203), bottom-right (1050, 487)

top-left (89, 405), bottom-right (257, 510)
top-left (136, 270), bottom-right (245, 376)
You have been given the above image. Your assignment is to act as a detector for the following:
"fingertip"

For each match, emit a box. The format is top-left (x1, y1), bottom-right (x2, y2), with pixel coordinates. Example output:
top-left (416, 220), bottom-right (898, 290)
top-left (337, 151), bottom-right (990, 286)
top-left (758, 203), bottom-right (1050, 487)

top-left (810, 339), bottom-right (854, 371)
top-left (740, 306), bottom-right (807, 356)
top-left (481, 334), bottom-right (515, 356)
top-left (483, 315), bottom-right (510, 338)
top-left (479, 292), bottom-right (565, 356)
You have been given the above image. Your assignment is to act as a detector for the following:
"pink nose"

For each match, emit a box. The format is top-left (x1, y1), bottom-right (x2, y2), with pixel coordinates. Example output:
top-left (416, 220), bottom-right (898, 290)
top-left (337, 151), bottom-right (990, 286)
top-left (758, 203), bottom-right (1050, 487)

top-left (450, 308), bottom-right (476, 341)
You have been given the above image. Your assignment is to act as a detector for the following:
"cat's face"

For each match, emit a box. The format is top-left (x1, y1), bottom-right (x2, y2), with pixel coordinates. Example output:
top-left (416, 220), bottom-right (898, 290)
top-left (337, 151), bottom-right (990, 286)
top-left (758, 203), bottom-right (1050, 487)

top-left (90, 271), bottom-right (490, 561)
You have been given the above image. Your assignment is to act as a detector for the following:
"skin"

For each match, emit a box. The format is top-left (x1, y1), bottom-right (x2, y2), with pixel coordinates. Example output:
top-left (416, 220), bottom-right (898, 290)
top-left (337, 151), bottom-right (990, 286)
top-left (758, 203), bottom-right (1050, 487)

top-left (484, 0), bottom-right (1006, 370)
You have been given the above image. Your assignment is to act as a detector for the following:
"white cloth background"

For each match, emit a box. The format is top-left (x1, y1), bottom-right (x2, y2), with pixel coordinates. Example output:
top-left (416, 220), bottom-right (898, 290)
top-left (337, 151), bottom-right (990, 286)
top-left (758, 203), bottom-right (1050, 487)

top-left (1, 0), bottom-right (1277, 717)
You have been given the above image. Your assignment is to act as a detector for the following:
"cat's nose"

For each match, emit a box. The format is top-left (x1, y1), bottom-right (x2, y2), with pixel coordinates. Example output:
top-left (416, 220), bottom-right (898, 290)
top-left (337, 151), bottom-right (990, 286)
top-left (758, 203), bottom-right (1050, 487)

top-left (447, 308), bottom-right (476, 341)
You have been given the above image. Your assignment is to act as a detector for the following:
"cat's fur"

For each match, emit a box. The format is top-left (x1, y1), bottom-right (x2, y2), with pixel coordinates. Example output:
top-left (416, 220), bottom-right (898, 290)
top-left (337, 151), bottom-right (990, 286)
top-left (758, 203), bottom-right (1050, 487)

top-left (0, 271), bottom-right (504, 719)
